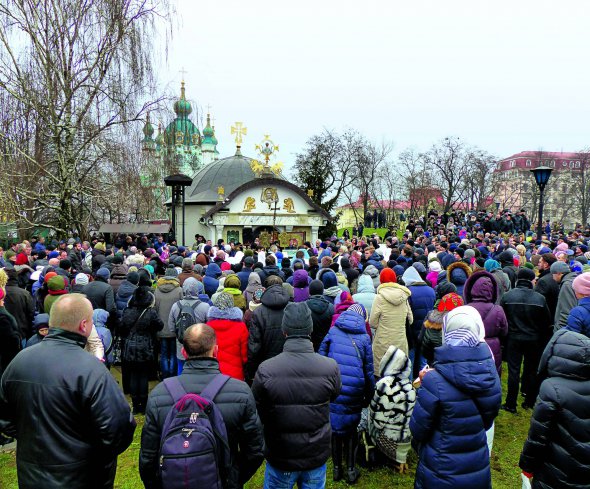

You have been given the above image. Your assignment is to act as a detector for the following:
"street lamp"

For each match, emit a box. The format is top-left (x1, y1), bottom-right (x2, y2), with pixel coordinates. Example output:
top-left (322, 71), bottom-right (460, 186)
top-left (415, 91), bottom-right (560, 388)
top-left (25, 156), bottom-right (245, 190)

top-left (530, 166), bottom-right (553, 238)
top-left (164, 173), bottom-right (192, 245)
top-left (495, 201), bottom-right (500, 212)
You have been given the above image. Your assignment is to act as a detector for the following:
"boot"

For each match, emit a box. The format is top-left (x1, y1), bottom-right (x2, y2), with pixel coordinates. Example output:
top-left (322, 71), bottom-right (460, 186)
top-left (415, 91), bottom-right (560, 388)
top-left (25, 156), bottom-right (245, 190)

top-left (131, 397), bottom-right (140, 415)
top-left (332, 434), bottom-right (343, 481)
top-left (346, 433), bottom-right (361, 484)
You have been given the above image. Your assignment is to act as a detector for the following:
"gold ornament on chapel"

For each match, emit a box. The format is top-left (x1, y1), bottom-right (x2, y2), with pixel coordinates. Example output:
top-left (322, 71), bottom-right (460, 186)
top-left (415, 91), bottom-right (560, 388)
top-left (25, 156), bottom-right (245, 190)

top-left (283, 198), bottom-right (296, 213)
top-left (260, 187), bottom-right (279, 210)
top-left (243, 197), bottom-right (256, 212)
top-left (251, 134), bottom-right (284, 178)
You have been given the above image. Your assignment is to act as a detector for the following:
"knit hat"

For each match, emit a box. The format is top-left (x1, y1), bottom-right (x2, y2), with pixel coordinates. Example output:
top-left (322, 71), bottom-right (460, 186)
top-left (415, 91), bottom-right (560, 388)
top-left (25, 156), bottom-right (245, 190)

top-left (47, 251), bottom-right (59, 259)
top-left (320, 271), bottom-right (338, 289)
top-left (253, 287), bottom-right (265, 304)
top-left (224, 274), bottom-right (241, 289)
top-left (573, 272), bottom-right (590, 297)
top-left (484, 259), bottom-right (501, 273)
top-left (94, 242), bottom-right (106, 252)
top-left (213, 292), bottom-right (234, 310)
top-left (413, 262), bottom-right (426, 274)
top-left (443, 305), bottom-right (485, 347)
top-left (550, 261), bottom-right (571, 274)
top-left (348, 303), bottom-right (367, 321)
top-left (182, 257), bottom-right (194, 271)
top-left (75, 273), bottom-right (89, 286)
top-left (380, 268), bottom-right (397, 284)
top-left (309, 279), bottom-right (324, 296)
top-left (517, 267), bottom-right (536, 282)
top-left (438, 292), bottom-right (464, 312)
top-left (429, 261), bottom-right (442, 272)
top-left (281, 302), bottom-right (313, 336)
top-left (541, 253), bottom-right (557, 266)
top-left (127, 271), bottom-right (139, 285)
top-left (96, 268), bottom-right (110, 280)
top-left (165, 266), bottom-right (178, 278)
top-left (4, 250), bottom-right (16, 261)
top-left (15, 253), bottom-right (28, 266)
top-left (464, 249), bottom-right (475, 260)
top-left (436, 282), bottom-right (457, 300)
top-left (44, 271), bottom-right (58, 283)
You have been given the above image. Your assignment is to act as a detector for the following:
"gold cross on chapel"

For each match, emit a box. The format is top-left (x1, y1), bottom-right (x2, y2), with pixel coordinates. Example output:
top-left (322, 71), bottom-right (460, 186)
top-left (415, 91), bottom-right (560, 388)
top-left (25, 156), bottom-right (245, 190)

top-left (231, 122), bottom-right (247, 147)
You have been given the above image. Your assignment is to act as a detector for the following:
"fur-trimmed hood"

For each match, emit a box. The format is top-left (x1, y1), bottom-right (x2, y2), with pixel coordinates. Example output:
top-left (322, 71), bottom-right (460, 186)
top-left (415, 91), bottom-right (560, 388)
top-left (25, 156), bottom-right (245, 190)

top-left (447, 260), bottom-right (472, 286)
top-left (424, 308), bottom-right (445, 330)
top-left (207, 305), bottom-right (244, 321)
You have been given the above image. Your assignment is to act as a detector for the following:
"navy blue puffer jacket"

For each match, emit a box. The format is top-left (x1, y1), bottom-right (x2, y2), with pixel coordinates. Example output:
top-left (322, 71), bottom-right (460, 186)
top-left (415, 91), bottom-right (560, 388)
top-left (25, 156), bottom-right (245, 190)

top-left (319, 310), bottom-right (375, 434)
top-left (203, 263), bottom-right (221, 298)
top-left (410, 342), bottom-right (501, 489)
top-left (115, 280), bottom-right (137, 322)
top-left (407, 283), bottom-right (436, 342)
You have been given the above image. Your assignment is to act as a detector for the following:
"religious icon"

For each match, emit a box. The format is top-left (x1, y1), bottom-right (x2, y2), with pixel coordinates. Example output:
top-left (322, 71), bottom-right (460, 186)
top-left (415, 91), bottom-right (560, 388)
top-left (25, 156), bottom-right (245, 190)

top-left (243, 196), bottom-right (256, 212)
top-left (259, 231), bottom-right (271, 248)
top-left (260, 187), bottom-right (278, 210)
top-left (283, 197), bottom-right (296, 213)
top-left (278, 231), bottom-right (290, 248)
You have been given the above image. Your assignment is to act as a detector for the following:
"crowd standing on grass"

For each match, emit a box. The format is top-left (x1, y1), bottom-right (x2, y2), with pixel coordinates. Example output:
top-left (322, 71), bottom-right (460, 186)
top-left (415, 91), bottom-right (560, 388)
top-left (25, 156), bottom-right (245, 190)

top-left (0, 208), bottom-right (589, 488)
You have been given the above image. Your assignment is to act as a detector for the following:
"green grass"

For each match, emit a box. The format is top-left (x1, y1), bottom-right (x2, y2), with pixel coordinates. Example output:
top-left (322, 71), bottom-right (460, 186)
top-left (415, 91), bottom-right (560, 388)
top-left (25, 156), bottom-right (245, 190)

top-left (0, 368), bottom-right (531, 488)
top-left (337, 227), bottom-right (405, 241)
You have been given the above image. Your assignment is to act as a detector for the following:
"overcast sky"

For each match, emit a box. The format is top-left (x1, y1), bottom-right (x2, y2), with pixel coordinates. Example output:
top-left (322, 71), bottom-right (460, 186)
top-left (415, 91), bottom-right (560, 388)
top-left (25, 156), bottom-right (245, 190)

top-left (158, 0), bottom-right (590, 169)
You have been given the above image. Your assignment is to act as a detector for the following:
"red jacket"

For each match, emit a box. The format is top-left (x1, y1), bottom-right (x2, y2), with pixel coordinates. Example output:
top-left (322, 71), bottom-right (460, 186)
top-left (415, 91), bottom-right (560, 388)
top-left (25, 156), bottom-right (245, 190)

top-left (206, 306), bottom-right (248, 380)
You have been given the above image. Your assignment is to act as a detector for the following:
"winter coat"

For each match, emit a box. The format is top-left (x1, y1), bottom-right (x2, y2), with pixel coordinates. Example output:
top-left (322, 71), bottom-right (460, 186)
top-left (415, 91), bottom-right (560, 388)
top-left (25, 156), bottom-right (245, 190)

top-left (306, 295), bottom-right (335, 351)
top-left (154, 277), bottom-right (183, 338)
top-left (463, 271), bottom-right (509, 374)
top-left (352, 274), bottom-right (377, 317)
top-left (247, 284), bottom-right (290, 381)
top-left (422, 309), bottom-right (444, 366)
top-left (363, 265), bottom-right (381, 291)
top-left (206, 306), bottom-right (249, 381)
top-left (115, 280), bottom-right (137, 322)
top-left (120, 288), bottom-right (163, 363)
top-left (67, 248), bottom-right (83, 273)
top-left (257, 264), bottom-right (285, 285)
top-left (370, 282), bottom-right (412, 368)
top-left (501, 280), bottom-right (552, 343)
top-left (340, 258), bottom-right (359, 287)
top-left (177, 270), bottom-right (201, 287)
top-left (236, 266), bottom-right (253, 291)
top-left (319, 310), bottom-right (374, 434)
top-left (565, 296), bottom-right (590, 338)
top-left (0, 328), bottom-right (135, 489)
top-left (44, 275), bottom-right (68, 314)
top-left (368, 346), bottom-right (416, 445)
top-left (108, 264), bottom-right (128, 295)
top-left (5, 275), bottom-right (34, 340)
top-left (292, 269), bottom-right (310, 303)
top-left (223, 276), bottom-right (247, 312)
top-left (0, 307), bottom-right (21, 375)
top-left (243, 272), bottom-right (262, 305)
top-left (410, 342), bottom-right (502, 489)
top-left (535, 269), bottom-right (559, 322)
top-left (520, 330), bottom-right (590, 489)
top-left (203, 262), bottom-right (222, 297)
top-left (407, 282), bottom-right (435, 343)
top-left (139, 358), bottom-right (264, 489)
top-left (447, 261), bottom-right (472, 297)
top-left (251, 337), bottom-right (341, 471)
top-left (168, 279), bottom-right (210, 360)
top-left (554, 271), bottom-right (579, 332)
top-left (490, 269), bottom-right (511, 303)
top-left (365, 252), bottom-right (384, 271)
top-left (82, 278), bottom-right (117, 320)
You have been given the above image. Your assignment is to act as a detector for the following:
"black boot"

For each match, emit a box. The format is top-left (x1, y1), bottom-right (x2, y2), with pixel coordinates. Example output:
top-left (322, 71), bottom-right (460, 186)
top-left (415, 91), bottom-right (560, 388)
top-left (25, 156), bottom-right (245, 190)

top-left (132, 397), bottom-right (140, 415)
top-left (346, 433), bottom-right (361, 484)
top-left (332, 434), bottom-right (343, 481)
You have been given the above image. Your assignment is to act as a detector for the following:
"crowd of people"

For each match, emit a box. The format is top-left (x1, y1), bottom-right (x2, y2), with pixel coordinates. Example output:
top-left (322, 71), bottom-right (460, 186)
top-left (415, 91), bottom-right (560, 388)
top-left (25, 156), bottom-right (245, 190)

top-left (0, 216), bottom-right (589, 488)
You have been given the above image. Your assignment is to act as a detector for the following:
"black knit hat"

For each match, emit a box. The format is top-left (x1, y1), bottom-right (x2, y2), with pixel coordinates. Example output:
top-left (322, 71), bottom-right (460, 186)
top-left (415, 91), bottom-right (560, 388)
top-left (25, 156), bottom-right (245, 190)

top-left (281, 302), bottom-right (313, 337)
top-left (517, 267), bottom-right (536, 282)
top-left (309, 279), bottom-right (324, 296)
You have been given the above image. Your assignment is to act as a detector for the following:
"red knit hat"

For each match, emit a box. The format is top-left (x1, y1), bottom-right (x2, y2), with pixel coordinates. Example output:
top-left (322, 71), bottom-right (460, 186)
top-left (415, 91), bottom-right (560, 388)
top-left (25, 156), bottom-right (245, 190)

top-left (438, 292), bottom-right (464, 312)
top-left (380, 268), bottom-right (397, 284)
top-left (15, 253), bottom-right (28, 266)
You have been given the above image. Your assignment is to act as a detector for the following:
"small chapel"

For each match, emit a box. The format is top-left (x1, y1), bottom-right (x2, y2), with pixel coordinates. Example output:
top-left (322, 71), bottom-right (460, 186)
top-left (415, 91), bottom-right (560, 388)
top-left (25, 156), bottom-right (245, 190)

top-left (141, 82), bottom-right (330, 247)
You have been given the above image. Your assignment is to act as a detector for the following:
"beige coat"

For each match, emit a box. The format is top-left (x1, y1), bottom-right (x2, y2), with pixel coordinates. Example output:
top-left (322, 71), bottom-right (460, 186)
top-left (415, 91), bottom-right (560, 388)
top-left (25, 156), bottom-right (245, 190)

top-left (369, 282), bottom-right (413, 368)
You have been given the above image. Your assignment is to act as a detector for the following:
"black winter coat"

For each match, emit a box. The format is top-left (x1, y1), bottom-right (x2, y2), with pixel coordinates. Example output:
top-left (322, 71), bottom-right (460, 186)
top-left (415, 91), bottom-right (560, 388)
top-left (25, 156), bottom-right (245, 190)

top-left (139, 358), bottom-right (264, 489)
top-left (0, 328), bottom-right (136, 489)
top-left (535, 270), bottom-right (559, 323)
top-left (306, 295), bottom-right (335, 351)
top-left (82, 278), bottom-right (117, 322)
top-left (5, 276), bottom-right (34, 339)
top-left (257, 265), bottom-right (286, 285)
top-left (0, 307), bottom-right (21, 375)
top-left (500, 280), bottom-right (552, 342)
top-left (247, 284), bottom-right (290, 380)
top-left (520, 330), bottom-right (590, 488)
top-left (115, 280), bottom-right (137, 322)
top-left (251, 337), bottom-right (341, 471)
top-left (120, 288), bottom-right (163, 363)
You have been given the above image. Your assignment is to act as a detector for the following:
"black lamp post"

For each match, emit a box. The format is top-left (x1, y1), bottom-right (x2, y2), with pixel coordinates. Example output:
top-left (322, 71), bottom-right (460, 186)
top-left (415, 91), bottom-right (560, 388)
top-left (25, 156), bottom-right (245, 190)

top-left (164, 174), bottom-right (192, 245)
top-left (530, 166), bottom-right (553, 238)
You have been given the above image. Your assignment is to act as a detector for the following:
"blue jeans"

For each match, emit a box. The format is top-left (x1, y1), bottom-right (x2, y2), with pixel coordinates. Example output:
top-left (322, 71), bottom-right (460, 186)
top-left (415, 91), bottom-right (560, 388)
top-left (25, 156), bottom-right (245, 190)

top-left (264, 463), bottom-right (326, 489)
top-left (177, 358), bottom-right (185, 376)
top-left (160, 338), bottom-right (177, 379)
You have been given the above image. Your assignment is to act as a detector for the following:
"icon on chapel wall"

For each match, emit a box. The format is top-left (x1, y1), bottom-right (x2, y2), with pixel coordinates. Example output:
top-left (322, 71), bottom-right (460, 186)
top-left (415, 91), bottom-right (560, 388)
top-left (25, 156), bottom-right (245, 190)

top-left (259, 231), bottom-right (271, 248)
top-left (260, 187), bottom-right (279, 210)
top-left (243, 197), bottom-right (256, 212)
top-left (283, 197), bottom-right (296, 213)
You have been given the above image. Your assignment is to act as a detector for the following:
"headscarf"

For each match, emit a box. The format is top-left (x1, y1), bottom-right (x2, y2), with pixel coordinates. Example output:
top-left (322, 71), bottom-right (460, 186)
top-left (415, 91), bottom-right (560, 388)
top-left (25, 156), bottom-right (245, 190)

top-left (442, 305), bottom-right (485, 347)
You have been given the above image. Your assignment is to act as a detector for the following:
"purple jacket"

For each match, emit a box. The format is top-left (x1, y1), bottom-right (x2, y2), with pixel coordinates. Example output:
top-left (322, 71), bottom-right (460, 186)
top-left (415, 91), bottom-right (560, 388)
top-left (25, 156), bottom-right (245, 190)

top-left (463, 271), bottom-right (509, 374)
top-left (293, 269), bottom-right (310, 303)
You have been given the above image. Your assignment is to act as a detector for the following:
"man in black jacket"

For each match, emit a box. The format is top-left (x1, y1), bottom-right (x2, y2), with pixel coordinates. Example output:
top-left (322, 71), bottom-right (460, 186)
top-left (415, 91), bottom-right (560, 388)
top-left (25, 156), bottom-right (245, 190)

top-left (4, 268), bottom-right (34, 342)
top-left (82, 267), bottom-right (117, 329)
top-left (140, 324), bottom-right (264, 489)
top-left (252, 302), bottom-right (341, 488)
top-left (500, 268), bottom-right (552, 412)
top-left (534, 253), bottom-right (559, 327)
top-left (0, 294), bottom-right (135, 489)
top-left (306, 280), bottom-right (335, 351)
top-left (257, 255), bottom-right (285, 286)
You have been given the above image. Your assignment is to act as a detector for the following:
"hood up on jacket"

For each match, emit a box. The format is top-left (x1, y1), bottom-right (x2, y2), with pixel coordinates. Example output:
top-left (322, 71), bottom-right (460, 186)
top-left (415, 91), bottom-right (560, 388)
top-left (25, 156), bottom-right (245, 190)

top-left (205, 262), bottom-right (222, 278)
top-left (356, 274), bottom-right (375, 294)
top-left (463, 270), bottom-right (497, 304)
top-left (245, 272), bottom-right (262, 291)
top-left (292, 269), bottom-right (310, 288)
top-left (334, 309), bottom-right (368, 335)
top-left (377, 282), bottom-right (411, 306)
top-left (447, 261), bottom-right (472, 287)
top-left (93, 308), bottom-right (109, 328)
top-left (156, 276), bottom-right (180, 292)
top-left (379, 345), bottom-right (411, 379)
top-left (363, 264), bottom-right (380, 279)
top-left (402, 266), bottom-right (423, 287)
top-left (261, 283), bottom-right (290, 309)
top-left (182, 277), bottom-right (202, 299)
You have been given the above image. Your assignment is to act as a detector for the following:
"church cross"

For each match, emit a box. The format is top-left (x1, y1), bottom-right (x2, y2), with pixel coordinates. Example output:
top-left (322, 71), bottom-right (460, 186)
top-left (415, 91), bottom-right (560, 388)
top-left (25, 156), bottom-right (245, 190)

top-left (231, 122), bottom-right (247, 146)
top-left (179, 67), bottom-right (188, 81)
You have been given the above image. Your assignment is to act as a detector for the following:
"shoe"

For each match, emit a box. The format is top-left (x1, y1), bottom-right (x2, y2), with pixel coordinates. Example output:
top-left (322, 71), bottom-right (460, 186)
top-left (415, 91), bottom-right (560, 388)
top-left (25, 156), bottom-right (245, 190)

top-left (333, 466), bottom-right (343, 482)
top-left (501, 404), bottom-right (517, 414)
top-left (346, 467), bottom-right (361, 484)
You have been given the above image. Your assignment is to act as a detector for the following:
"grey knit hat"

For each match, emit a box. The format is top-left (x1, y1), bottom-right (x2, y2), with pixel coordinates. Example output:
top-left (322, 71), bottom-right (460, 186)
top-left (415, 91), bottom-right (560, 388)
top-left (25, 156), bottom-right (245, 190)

top-left (165, 266), bottom-right (178, 278)
top-left (281, 302), bottom-right (312, 337)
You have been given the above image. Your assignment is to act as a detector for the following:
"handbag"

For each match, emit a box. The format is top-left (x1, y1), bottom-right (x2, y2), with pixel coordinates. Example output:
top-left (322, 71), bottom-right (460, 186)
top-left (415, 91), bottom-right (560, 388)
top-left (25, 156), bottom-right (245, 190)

top-left (122, 308), bottom-right (152, 363)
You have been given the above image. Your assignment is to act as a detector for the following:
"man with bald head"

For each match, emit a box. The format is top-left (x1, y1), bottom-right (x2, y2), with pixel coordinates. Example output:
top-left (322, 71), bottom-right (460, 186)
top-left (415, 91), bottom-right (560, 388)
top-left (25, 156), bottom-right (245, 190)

top-left (0, 293), bottom-right (135, 489)
top-left (140, 324), bottom-right (264, 489)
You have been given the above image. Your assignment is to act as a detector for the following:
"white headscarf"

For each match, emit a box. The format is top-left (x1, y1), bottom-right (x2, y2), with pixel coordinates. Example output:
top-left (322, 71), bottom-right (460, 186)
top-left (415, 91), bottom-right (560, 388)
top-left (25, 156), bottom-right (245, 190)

top-left (442, 305), bottom-right (486, 347)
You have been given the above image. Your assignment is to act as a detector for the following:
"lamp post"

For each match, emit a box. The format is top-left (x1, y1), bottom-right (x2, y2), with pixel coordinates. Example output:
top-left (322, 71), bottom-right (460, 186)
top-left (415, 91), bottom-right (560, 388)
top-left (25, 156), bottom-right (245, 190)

top-left (495, 201), bottom-right (500, 213)
top-left (164, 173), bottom-right (192, 245)
top-left (530, 166), bottom-right (553, 238)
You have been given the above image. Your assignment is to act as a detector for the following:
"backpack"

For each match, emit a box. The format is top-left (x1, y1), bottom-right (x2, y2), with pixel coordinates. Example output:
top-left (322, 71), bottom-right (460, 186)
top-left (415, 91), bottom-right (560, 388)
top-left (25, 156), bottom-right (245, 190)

top-left (159, 374), bottom-right (231, 489)
top-left (175, 300), bottom-right (200, 344)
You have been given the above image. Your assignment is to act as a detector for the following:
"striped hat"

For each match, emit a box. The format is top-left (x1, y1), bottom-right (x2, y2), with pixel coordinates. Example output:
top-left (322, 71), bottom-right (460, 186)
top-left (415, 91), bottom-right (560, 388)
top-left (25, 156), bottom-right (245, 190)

top-left (442, 305), bottom-right (485, 347)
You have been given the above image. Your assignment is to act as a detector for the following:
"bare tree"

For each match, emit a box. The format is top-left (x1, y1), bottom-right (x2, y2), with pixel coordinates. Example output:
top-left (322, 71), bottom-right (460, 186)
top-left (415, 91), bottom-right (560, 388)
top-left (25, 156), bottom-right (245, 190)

top-left (569, 149), bottom-right (590, 226)
top-left (0, 0), bottom-right (172, 238)
top-left (397, 148), bottom-right (434, 217)
top-left (460, 148), bottom-right (497, 211)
